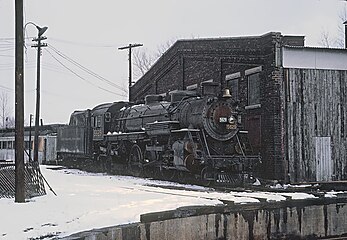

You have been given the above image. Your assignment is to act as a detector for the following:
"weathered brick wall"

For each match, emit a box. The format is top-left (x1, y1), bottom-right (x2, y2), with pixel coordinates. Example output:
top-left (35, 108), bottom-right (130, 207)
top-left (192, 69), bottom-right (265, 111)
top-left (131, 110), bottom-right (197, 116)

top-left (156, 61), bottom-right (181, 94)
top-left (131, 33), bottom-right (282, 101)
top-left (130, 32), bottom-right (304, 180)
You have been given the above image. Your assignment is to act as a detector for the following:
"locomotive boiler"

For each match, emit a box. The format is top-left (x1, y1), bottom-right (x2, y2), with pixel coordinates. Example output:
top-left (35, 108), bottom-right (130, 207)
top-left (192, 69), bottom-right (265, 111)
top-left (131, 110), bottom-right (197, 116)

top-left (57, 82), bottom-right (260, 185)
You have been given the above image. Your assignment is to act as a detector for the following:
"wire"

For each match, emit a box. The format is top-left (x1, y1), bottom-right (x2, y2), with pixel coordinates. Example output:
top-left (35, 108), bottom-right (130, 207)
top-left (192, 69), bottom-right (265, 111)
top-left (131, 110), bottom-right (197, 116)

top-left (48, 44), bottom-right (126, 92)
top-left (44, 48), bottom-right (127, 98)
top-left (0, 54), bottom-right (14, 58)
top-left (0, 84), bottom-right (13, 92)
top-left (0, 38), bottom-right (15, 41)
top-left (49, 37), bottom-right (118, 48)
top-left (0, 47), bottom-right (14, 52)
top-left (0, 37), bottom-right (128, 97)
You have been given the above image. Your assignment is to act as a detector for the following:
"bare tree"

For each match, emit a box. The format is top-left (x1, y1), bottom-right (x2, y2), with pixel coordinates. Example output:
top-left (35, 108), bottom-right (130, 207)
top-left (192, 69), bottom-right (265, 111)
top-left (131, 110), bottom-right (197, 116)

top-left (133, 38), bottom-right (178, 80)
top-left (6, 116), bottom-right (15, 128)
top-left (154, 38), bottom-right (177, 59)
top-left (319, 30), bottom-right (332, 48)
top-left (0, 91), bottom-right (14, 128)
top-left (133, 48), bottom-right (154, 79)
top-left (319, 2), bottom-right (346, 48)
top-left (336, 3), bottom-right (347, 48)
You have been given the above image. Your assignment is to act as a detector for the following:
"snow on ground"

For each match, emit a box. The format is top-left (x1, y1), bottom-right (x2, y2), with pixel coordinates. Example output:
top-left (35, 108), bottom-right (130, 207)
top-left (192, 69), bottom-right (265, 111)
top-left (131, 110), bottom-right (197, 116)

top-left (0, 166), bottom-right (317, 240)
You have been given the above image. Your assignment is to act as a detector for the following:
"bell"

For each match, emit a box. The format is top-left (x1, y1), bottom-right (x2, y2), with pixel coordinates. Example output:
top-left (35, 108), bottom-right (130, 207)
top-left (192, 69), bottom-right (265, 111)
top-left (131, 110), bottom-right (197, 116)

top-left (222, 88), bottom-right (232, 98)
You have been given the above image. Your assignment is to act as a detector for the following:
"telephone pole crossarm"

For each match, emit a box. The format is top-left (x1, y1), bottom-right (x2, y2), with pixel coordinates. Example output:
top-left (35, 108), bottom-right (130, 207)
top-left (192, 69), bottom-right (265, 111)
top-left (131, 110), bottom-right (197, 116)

top-left (118, 43), bottom-right (143, 50)
top-left (118, 43), bottom-right (143, 101)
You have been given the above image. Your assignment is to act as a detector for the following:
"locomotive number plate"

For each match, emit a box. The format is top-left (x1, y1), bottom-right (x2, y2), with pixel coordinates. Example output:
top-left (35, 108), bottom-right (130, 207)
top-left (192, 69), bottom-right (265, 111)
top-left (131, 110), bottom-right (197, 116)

top-left (226, 124), bottom-right (237, 130)
top-left (219, 117), bottom-right (228, 123)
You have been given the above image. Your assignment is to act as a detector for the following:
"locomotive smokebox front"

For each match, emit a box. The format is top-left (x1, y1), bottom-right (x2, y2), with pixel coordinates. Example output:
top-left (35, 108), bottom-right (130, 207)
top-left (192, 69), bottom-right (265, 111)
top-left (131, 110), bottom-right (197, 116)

top-left (202, 99), bottom-right (238, 141)
top-left (177, 97), bottom-right (238, 142)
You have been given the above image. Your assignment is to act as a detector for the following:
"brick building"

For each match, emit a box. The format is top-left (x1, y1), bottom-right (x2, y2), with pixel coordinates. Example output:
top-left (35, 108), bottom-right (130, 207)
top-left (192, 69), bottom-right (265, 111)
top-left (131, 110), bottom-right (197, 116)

top-left (130, 32), bottom-right (347, 182)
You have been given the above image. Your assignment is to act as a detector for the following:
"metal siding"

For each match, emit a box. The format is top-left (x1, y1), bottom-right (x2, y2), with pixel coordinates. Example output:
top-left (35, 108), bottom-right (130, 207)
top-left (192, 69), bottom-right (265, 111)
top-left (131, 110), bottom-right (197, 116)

top-left (283, 47), bottom-right (347, 70)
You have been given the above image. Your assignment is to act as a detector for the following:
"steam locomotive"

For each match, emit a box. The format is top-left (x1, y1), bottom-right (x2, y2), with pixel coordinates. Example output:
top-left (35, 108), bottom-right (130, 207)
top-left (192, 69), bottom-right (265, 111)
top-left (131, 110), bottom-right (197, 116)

top-left (57, 82), bottom-right (260, 185)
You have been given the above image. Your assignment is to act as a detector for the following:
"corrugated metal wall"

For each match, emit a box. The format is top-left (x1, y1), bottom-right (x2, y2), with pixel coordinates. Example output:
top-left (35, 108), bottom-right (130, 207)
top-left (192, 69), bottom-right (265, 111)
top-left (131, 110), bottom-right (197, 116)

top-left (285, 68), bottom-right (347, 182)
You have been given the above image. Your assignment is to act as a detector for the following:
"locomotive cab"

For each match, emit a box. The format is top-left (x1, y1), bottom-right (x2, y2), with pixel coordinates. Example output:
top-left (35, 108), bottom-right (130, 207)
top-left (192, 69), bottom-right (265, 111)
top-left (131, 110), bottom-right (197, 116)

top-left (91, 103), bottom-right (114, 141)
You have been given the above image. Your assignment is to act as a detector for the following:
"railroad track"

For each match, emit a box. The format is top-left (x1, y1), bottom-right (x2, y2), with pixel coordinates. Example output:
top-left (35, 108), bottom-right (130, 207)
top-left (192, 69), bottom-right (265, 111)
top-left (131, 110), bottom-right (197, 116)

top-left (49, 158), bottom-right (347, 194)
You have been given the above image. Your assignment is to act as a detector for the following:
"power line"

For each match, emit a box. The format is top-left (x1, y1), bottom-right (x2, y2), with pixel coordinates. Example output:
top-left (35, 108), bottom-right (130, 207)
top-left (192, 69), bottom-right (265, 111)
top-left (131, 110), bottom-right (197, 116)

top-left (44, 48), bottom-right (127, 97)
top-left (0, 47), bottom-right (15, 52)
top-left (0, 84), bottom-right (13, 92)
top-left (41, 62), bottom-right (70, 74)
top-left (48, 44), bottom-right (127, 92)
top-left (0, 37), bottom-right (15, 41)
top-left (0, 37), bottom-right (34, 41)
top-left (0, 54), bottom-right (14, 58)
top-left (0, 44), bottom-right (15, 48)
top-left (49, 37), bottom-right (118, 48)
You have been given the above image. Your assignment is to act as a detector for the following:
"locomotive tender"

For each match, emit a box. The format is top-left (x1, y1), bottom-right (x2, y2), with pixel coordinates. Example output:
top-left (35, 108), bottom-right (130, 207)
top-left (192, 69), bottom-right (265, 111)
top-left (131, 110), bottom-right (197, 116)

top-left (57, 82), bottom-right (260, 184)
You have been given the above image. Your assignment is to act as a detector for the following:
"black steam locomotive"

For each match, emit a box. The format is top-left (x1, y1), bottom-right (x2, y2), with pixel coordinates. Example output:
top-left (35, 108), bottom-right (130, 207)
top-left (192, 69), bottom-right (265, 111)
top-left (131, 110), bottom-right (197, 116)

top-left (57, 82), bottom-right (260, 184)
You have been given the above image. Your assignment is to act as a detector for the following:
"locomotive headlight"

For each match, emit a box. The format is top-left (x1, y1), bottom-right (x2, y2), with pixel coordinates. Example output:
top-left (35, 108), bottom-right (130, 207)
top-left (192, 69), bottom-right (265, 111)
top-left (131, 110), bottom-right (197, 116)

top-left (228, 116), bottom-right (236, 124)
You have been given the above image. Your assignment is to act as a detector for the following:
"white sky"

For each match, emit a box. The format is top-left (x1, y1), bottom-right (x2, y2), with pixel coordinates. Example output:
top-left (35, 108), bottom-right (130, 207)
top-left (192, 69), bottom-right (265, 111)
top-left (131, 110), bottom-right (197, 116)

top-left (0, 0), bottom-right (345, 124)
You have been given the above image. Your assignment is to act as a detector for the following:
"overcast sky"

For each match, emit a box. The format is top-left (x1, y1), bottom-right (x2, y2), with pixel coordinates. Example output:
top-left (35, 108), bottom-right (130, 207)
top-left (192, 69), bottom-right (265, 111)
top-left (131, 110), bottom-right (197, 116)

top-left (0, 0), bottom-right (345, 124)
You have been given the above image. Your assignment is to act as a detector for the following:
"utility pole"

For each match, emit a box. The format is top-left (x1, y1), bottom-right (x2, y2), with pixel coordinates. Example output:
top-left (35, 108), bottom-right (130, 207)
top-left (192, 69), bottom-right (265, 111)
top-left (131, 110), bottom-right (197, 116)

top-left (15, 0), bottom-right (25, 202)
top-left (31, 27), bottom-right (47, 163)
top-left (118, 43), bottom-right (143, 101)
top-left (28, 114), bottom-right (33, 161)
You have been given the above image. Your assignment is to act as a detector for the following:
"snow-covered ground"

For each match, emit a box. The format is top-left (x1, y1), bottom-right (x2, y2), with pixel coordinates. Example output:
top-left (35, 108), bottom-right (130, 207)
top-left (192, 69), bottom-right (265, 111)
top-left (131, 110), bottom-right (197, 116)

top-left (0, 166), bottom-right (323, 239)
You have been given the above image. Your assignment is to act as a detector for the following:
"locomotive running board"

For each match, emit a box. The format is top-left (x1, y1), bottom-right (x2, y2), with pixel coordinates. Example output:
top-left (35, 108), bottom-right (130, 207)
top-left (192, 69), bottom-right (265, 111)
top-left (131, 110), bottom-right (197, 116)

top-left (105, 131), bottom-right (146, 141)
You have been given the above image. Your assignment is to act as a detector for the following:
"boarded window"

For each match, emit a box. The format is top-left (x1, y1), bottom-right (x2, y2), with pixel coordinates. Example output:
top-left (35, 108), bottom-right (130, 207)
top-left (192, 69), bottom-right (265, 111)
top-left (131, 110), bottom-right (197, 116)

top-left (226, 72), bottom-right (240, 100)
top-left (91, 116), bottom-right (95, 128)
top-left (227, 78), bottom-right (239, 100)
top-left (96, 116), bottom-right (102, 128)
top-left (248, 73), bottom-right (260, 105)
top-left (245, 115), bottom-right (261, 153)
top-left (315, 137), bottom-right (332, 181)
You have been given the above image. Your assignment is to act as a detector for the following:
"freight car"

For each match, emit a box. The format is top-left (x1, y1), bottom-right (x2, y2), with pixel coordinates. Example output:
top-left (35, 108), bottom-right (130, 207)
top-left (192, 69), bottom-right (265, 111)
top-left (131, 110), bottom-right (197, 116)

top-left (57, 82), bottom-right (260, 185)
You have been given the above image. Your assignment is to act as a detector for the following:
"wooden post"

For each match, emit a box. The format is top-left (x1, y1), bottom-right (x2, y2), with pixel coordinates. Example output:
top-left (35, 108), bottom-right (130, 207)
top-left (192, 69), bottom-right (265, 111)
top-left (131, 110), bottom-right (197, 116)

top-left (15, 0), bottom-right (25, 202)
